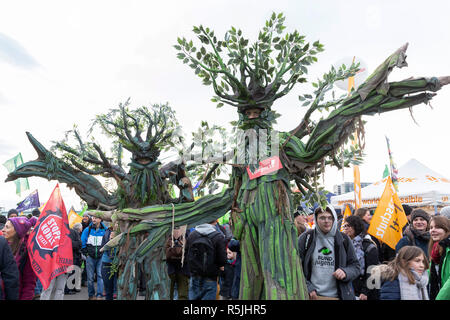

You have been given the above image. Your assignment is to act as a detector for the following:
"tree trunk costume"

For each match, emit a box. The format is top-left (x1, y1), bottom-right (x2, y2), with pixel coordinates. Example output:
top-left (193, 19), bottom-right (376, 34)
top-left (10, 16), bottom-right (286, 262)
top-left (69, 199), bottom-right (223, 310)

top-left (6, 13), bottom-right (449, 299)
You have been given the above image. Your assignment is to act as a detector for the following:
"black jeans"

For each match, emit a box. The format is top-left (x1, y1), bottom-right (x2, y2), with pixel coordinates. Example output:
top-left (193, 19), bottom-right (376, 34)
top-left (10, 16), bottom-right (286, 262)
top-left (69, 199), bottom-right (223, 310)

top-left (101, 262), bottom-right (117, 300)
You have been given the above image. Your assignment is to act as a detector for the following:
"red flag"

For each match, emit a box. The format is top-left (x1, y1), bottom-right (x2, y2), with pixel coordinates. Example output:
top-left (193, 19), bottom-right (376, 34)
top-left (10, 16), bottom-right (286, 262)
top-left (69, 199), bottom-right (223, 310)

top-left (27, 184), bottom-right (73, 290)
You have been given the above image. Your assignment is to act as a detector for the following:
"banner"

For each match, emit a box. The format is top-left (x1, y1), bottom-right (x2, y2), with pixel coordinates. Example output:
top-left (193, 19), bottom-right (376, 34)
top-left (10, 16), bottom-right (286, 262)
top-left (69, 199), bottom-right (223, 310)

top-left (340, 204), bottom-right (353, 232)
top-left (68, 206), bottom-right (83, 228)
top-left (3, 153), bottom-right (30, 195)
top-left (367, 176), bottom-right (408, 249)
top-left (27, 184), bottom-right (73, 290)
top-left (16, 189), bottom-right (40, 212)
top-left (385, 136), bottom-right (399, 192)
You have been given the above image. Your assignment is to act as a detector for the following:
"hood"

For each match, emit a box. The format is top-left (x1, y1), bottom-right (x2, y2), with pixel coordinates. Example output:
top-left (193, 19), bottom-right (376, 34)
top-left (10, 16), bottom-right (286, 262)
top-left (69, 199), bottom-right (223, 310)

top-left (314, 205), bottom-right (338, 238)
top-left (194, 223), bottom-right (217, 236)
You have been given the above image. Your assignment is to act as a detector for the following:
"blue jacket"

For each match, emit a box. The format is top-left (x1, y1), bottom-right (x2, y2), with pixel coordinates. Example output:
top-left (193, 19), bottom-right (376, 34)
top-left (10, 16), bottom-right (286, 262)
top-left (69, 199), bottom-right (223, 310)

top-left (81, 222), bottom-right (107, 259)
top-left (380, 278), bottom-right (401, 300)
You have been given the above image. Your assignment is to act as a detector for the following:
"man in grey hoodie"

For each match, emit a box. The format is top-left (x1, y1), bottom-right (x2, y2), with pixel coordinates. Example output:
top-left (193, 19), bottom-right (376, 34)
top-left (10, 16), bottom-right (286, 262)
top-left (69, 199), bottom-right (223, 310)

top-left (186, 220), bottom-right (227, 300)
top-left (298, 205), bottom-right (360, 300)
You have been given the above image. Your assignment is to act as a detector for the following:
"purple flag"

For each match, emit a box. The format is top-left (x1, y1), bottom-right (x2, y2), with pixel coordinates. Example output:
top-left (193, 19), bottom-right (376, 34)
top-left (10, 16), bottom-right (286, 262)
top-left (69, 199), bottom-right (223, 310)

top-left (16, 189), bottom-right (40, 212)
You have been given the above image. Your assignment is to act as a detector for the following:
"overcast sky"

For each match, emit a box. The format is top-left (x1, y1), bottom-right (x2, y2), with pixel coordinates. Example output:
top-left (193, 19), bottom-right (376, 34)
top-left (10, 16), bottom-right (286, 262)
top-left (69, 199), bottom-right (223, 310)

top-left (1, 0), bottom-right (449, 211)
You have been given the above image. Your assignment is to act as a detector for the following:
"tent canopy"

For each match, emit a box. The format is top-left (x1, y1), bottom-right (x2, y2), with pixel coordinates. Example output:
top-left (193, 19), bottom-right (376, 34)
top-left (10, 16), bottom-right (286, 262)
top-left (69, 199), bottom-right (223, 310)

top-left (330, 158), bottom-right (450, 209)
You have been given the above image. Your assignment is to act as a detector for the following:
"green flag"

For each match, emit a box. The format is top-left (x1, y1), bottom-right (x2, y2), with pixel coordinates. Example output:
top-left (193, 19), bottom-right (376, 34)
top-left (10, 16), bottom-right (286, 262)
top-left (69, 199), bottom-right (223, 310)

top-left (382, 164), bottom-right (390, 178)
top-left (3, 153), bottom-right (30, 196)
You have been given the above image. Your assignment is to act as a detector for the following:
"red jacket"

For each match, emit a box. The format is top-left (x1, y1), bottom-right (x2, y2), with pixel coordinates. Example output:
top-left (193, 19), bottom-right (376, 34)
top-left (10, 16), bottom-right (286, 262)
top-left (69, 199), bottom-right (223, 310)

top-left (14, 235), bottom-right (36, 300)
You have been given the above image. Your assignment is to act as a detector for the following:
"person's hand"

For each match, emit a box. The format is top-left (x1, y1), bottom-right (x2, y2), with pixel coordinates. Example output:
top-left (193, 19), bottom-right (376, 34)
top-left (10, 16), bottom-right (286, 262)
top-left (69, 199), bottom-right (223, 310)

top-left (332, 268), bottom-right (346, 280)
top-left (309, 290), bottom-right (318, 300)
top-left (359, 293), bottom-right (367, 300)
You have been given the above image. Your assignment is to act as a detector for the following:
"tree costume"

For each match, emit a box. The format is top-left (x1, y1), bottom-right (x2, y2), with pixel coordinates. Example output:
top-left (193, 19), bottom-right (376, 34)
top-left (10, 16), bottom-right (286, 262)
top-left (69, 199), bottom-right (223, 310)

top-left (6, 13), bottom-right (449, 299)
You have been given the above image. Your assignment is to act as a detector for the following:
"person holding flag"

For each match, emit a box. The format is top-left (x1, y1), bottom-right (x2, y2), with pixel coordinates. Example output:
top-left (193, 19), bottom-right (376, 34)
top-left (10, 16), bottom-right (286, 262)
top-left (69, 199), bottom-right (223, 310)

top-left (27, 184), bottom-right (73, 300)
top-left (1, 216), bottom-right (36, 300)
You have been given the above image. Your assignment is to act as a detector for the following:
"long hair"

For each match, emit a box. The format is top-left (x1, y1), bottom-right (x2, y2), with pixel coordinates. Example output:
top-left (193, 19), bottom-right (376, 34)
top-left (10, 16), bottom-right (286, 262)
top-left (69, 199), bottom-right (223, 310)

top-left (386, 246), bottom-right (429, 284)
top-left (428, 215), bottom-right (450, 257)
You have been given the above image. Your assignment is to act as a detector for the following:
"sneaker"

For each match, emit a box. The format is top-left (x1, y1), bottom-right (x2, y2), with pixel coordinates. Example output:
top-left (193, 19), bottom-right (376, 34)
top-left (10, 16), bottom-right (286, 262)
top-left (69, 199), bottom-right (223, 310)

top-left (89, 296), bottom-right (97, 300)
top-left (96, 296), bottom-right (105, 300)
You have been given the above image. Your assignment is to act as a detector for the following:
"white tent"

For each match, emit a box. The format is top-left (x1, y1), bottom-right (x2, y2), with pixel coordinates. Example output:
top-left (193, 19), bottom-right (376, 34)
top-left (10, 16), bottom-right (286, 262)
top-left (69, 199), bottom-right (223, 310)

top-left (330, 158), bottom-right (450, 209)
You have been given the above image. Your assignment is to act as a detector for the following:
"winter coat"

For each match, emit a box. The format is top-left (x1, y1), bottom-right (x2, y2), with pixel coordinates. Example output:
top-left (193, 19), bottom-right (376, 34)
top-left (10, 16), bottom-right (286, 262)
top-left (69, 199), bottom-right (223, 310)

top-left (68, 228), bottom-right (82, 267)
top-left (380, 278), bottom-right (401, 300)
top-left (352, 235), bottom-right (380, 299)
top-left (14, 235), bottom-right (36, 300)
top-left (395, 227), bottom-right (430, 258)
top-left (298, 206), bottom-right (360, 300)
top-left (379, 265), bottom-right (429, 300)
top-left (227, 239), bottom-right (241, 299)
top-left (81, 222), bottom-right (107, 259)
top-left (219, 261), bottom-right (235, 298)
top-left (185, 224), bottom-right (227, 279)
top-left (430, 236), bottom-right (450, 300)
top-left (0, 236), bottom-right (19, 300)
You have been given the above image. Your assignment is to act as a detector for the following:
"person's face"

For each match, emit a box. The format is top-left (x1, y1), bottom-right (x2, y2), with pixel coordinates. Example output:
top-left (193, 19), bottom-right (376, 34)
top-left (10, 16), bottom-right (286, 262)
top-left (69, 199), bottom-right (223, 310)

top-left (362, 211), bottom-right (372, 224)
top-left (295, 215), bottom-right (306, 225)
top-left (316, 212), bottom-right (334, 234)
top-left (82, 216), bottom-right (89, 223)
top-left (8, 213), bottom-right (18, 218)
top-left (2, 221), bottom-right (17, 241)
top-left (245, 108), bottom-right (261, 119)
top-left (92, 217), bottom-right (101, 226)
top-left (342, 223), bottom-right (355, 238)
top-left (412, 217), bottom-right (428, 232)
top-left (430, 220), bottom-right (447, 242)
top-left (227, 248), bottom-right (236, 260)
top-left (408, 254), bottom-right (426, 275)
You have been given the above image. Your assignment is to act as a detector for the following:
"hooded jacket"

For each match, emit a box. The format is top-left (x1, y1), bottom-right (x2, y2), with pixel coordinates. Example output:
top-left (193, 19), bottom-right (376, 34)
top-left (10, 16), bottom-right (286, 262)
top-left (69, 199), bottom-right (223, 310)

top-left (81, 222), bottom-right (107, 259)
top-left (185, 223), bottom-right (227, 279)
top-left (298, 205), bottom-right (360, 300)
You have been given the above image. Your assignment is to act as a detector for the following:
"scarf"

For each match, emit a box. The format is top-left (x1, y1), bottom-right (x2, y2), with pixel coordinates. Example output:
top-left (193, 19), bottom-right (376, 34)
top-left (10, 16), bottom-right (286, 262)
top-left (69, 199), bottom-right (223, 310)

top-left (352, 235), bottom-right (365, 275)
top-left (398, 269), bottom-right (429, 300)
top-left (431, 242), bottom-right (442, 265)
top-left (410, 227), bottom-right (430, 243)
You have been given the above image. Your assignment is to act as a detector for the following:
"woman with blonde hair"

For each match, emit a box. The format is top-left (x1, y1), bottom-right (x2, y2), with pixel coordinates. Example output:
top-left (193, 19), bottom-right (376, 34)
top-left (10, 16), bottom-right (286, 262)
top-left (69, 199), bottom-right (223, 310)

top-left (428, 215), bottom-right (450, 300)
top-left (379, 246), bottom-right (429, 300)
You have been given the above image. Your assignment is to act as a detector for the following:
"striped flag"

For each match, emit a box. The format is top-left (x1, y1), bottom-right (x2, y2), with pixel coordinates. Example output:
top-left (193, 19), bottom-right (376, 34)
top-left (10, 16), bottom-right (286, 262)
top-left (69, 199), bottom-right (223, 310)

top-left (385, 136), bottom-right (399, 192)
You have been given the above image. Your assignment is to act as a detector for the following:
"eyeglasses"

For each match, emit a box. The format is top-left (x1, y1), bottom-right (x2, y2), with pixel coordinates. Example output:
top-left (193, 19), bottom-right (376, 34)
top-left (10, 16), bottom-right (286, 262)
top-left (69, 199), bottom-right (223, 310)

top-left (317, 216), bottom-right (333, 222)
top-left (342, 224), bottom-right (350, 229)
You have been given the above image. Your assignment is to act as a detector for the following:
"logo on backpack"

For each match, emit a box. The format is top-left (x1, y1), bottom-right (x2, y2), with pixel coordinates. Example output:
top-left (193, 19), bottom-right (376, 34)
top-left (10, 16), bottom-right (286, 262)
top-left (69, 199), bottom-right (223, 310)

top-left (187, 232), bottom-right (218, 277)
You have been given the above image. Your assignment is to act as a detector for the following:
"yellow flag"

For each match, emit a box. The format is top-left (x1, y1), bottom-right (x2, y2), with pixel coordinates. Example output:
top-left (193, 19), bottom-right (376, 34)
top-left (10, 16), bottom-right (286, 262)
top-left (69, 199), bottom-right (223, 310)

top-left (340, 204), bottom-right (353, 232)
top-left (68, 206), bottom-right (83, 228)
top-left (368, 176), bottom-right (408, 249)
top-left (353, 165), bottom-right (362, 209)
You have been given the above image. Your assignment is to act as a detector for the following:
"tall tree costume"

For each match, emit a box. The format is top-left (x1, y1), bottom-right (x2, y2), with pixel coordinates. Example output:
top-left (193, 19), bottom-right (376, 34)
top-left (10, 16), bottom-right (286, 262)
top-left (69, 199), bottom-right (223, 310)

top-left (5, 13), bottom-right (449, 299)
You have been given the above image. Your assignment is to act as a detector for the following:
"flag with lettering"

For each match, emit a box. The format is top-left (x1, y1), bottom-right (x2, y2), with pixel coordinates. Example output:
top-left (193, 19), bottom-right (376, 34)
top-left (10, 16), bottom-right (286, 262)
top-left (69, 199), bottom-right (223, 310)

top-left (367, 176), bottom-right (408, 249)
top-left (27, 184), bottom-right (73, 290)
top-left (16, 189), bottom-right (40, 212)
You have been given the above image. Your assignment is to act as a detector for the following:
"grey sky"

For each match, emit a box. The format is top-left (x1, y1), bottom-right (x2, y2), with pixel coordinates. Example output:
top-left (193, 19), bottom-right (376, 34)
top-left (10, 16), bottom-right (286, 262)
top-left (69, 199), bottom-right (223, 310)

top-left (0, 0), bottom-right (449, 210)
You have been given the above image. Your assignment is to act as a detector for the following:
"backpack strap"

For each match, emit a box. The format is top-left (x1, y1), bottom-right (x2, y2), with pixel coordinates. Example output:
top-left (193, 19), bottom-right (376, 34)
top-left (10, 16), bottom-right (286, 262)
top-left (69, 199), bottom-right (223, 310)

top-left (304, 229), bottom-right (315, 253)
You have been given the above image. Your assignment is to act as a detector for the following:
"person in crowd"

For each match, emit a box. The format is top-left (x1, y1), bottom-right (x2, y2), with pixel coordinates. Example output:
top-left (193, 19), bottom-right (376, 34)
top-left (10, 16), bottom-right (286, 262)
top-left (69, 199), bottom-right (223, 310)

top-left (0, 215), bottom-right (6, 233)
top-left (355, 207), bottom-right (372, 228)
top-left (81, 213), bottom-right (91, 231)
top-left (81, 216), bottom-right (107, 300)
top-left (402, 204), bottom-right (413, 229)
top-left (439, 206), bottom-right (450, 220)
top-left (379, 246), bottom-right (429, 300)
top-left (1, 217), bottom-right (36, 299)
top-left (298, 205), bottom-right (360, 300)
top-left (65, 222), bottom-right (83, 295)
top-left (40, 272), bottom-right (68, 300)
top-left (341, 215), bottom-right (379, 300)
top-left (0, 234), bottom-right (20, 300)
top-left (165, 227), bottom-right (190, 300)
top-left (227, 239), bottom-right (241, 300)
top-left (7, 209), bottom-right (18, 218)
top-left (31, 208), bottom-right (40, 218)
top-left (428, 215), bottom-right (450, 300)
top-left (100, 226), bottom-right (118, 300)
top-left (218, 247), bottom-right (237, 300)
top-left (294, 206), bottom-right (310, 236)
top-left (186, 220), bottom-right (227, 300)
top-left (396, 209), bottom-right (430, 258)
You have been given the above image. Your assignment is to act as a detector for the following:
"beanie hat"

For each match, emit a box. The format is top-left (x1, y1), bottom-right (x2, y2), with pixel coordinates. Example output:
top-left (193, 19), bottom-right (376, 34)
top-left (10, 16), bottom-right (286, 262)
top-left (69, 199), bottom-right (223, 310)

top-left (439, 206), bottom-right (450, 219)
top-left (402, 204), bottom-right (413, 216)
top-left (9, 216), bottom-right (32, 239)
top-left (410, 209), bottom-right (430, 224)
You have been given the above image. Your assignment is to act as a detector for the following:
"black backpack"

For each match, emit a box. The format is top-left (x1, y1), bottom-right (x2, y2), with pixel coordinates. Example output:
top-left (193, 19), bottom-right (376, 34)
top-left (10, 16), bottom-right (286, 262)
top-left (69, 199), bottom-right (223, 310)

top-left (187, 232), bottom-right (219, 277)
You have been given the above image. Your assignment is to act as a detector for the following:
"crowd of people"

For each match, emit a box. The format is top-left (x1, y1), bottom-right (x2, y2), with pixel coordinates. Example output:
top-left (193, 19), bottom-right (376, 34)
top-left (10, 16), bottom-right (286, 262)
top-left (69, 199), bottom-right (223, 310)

top-left (0, 202), bottom-right (449, 301)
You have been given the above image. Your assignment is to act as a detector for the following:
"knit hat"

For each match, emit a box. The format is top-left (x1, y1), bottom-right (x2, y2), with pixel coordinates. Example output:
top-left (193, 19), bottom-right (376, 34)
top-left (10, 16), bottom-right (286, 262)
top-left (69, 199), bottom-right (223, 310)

top-left (410, 209), bottom-right (430, 224)
top-left (9, 216), bottom-right (32, 239)
top-left (440, 206), bottom-right (450, 219)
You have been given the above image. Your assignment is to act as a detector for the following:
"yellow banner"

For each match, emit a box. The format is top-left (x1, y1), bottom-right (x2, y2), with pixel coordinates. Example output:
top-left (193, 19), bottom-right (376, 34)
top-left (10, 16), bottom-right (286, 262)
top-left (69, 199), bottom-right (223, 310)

top-left (368, 176), bottom-right (408, 249)
top-left (68, 206), bottom-right (82, 228)
top-left (340, 204), bottom-right (353, 232)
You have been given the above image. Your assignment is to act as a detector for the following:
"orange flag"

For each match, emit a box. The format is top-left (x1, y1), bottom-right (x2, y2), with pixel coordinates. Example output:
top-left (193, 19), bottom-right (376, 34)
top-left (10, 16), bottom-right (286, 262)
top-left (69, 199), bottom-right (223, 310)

top-left (368, 176), bottom-right (408, 249)
top-left (340, 204), bottom-right (353, 232)
top-left (353, 165), bottom-right (362, 209)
